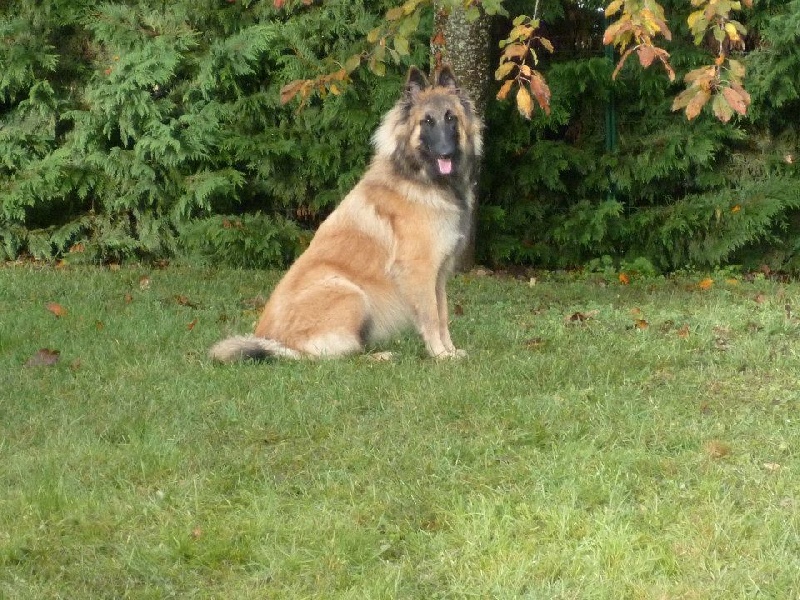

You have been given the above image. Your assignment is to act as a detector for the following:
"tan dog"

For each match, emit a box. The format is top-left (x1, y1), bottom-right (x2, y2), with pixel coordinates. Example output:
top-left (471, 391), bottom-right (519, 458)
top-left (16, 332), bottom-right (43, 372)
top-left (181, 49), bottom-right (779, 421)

top-left (210, 65), bottom-right (482, 362)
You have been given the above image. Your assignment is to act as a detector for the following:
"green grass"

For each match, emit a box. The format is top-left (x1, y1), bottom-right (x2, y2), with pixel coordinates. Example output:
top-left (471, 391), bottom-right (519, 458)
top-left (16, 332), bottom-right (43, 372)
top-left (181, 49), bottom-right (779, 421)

top-left (1, 263), bottom-right (799, 599)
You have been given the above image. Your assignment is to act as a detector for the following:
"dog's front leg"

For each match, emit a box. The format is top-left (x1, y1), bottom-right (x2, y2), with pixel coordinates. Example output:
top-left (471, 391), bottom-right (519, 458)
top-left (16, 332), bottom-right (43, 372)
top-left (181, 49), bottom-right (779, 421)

top-left (435, 274), bottom-right (456, 354)
top-left (416, 287), bottom-right (450, 357)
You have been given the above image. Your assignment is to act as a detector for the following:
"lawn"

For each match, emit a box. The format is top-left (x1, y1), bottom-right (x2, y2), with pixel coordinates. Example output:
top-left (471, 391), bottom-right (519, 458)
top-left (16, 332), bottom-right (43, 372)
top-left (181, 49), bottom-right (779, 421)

top-left (1, 263), bottom-right (798, 599)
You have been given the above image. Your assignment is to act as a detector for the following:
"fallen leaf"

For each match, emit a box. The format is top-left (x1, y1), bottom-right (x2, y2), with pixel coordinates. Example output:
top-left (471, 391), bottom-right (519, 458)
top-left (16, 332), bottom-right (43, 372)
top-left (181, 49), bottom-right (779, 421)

top-left (677, 324), bottom-right (690, 339)
top-left (187, 318), bottom-right (198, 331)
top-left (46, 302), bottom-right (67, 318)
top-left (618, 272), bottom-right (630, 285)
top-left (124, 293), bottom-right (134, 304)
top-left (763, 462), bottom-right (781, 472)
top-left (704, 440), bottom-right (731, 459)
top-left (191, 526), bottom-right (203, 539)
top-left (24, 348), bottom-right (61, 368)
top-left (565, 310), bottom-right (599, 325)
top-left (139, 276), bottom-right (151, 290)
top-left (175, 295), bottom-right (198, 308)
top-left (754, 293), bottom-right (767, 304)
top-left (698, 278), bottom-right (714, 290)
top-left (634, 319), bottom-right (649, 330)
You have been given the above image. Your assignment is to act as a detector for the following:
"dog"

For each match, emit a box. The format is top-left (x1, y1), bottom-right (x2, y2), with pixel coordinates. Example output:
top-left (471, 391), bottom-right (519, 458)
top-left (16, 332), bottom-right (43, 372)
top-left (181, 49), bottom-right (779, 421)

top-left (209, 65), bottom-right (482, 362)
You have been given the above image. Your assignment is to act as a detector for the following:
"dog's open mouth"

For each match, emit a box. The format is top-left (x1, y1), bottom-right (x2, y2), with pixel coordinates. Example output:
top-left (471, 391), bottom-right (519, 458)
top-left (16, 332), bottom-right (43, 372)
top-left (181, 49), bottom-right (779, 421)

top-left (437, 157), bottom-right (453, 175)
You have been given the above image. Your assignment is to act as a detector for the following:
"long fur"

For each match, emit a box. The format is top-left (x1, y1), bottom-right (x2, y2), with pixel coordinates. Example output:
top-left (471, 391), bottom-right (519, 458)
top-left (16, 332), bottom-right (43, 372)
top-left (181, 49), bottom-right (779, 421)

top-left (210, 66), bottom-right (483, 363)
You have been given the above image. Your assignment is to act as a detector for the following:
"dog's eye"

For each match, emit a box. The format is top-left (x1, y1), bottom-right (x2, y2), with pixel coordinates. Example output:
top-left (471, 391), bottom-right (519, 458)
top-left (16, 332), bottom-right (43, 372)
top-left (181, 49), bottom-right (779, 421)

top-left (445, 112), bottom-right (456, 123)
top-left (423, 115), bottom-right (435, 127)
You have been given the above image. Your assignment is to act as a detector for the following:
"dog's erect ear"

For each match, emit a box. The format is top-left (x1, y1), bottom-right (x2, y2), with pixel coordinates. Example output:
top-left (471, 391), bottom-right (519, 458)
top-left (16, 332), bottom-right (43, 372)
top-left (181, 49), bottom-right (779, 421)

top-left (405, 66), bottom-right (429, 98)
top-left (435, 65), bottom-right (458, 91)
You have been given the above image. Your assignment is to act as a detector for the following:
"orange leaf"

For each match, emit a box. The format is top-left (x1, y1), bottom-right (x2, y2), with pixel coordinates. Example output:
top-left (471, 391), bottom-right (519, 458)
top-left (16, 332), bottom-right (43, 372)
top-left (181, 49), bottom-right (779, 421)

top-left (698, 277), bottom-right (714, 290)
top-left (677, 324), bottom-right (690, 338)
top-left (280, 80), bottom-right (305, 105)
top-left (634, 319), bottom-right (649, 330)
top-left (496, 79), bottom-right (514, 101)
top-left (618, 272), bottom-right (630, 285)
top-left (722, 85), bottom-right (749, 116)
top-left (637, 44), bottom-right (657, 67)
top-left (46, 302), bottom-right (67, 318)
top-left (187, 318), bottom-right (198, 331)
top-left (685, 87), bottom-right (711, 120)
top-left (529, 72), bottom-right (551, 116)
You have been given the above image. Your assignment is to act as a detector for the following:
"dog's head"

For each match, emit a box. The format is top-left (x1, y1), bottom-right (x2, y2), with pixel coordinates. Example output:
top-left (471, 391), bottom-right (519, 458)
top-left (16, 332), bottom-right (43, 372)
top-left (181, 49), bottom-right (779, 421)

top-left (373, 66), bottom-right (482, 186)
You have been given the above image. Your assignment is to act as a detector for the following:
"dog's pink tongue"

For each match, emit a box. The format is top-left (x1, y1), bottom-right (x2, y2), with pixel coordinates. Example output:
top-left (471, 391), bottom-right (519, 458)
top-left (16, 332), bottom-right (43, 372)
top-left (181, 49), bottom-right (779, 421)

top-left (437, 158), bottom-right (453, 175)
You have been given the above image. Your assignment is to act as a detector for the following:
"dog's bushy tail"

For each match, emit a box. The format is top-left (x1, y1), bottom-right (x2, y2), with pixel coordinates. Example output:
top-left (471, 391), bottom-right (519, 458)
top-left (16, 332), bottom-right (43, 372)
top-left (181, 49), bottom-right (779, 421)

top-left (209, 335), bottom-right (301, 363)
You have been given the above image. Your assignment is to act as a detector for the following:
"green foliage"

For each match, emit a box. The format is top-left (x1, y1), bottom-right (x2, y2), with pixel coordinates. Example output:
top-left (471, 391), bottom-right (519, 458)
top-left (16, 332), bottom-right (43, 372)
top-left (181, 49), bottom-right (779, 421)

top-left (479, 0), bottom-right (800, 272)
top-left (0, 0), bottom-right (420, 265)
top-left (1, 0), bottom-right (799, 272)
top-left (178, 213), bottom-right (303, 269)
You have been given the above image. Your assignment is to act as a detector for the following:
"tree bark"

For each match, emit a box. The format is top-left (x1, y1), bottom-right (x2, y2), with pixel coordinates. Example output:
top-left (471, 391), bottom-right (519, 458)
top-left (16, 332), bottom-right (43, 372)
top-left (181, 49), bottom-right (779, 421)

top-left (432, 3), bottom-right (491, 271)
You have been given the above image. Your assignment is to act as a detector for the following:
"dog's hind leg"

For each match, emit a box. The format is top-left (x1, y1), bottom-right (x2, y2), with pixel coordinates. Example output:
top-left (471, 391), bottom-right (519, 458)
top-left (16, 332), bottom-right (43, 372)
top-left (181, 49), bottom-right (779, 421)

top-left (290, 281), bottom-right (372, 358)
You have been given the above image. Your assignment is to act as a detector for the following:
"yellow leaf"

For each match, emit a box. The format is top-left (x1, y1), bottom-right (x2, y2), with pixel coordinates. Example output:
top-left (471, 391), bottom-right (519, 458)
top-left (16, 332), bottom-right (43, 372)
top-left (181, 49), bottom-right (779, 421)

top-left (728, 58), bottom-right (745, 79)
top-left (724, 22), bottom-right (740, 42)
top-left (516, 85), bottom-right (533, 119)
top-left (687, 10), bottom-right (704, 30)
top-left (494, 61), bottom-right (515, 80)
top-left (605, 0), bottom-right (624, 16)
top-left (503, 43), bottom-right (528, 60)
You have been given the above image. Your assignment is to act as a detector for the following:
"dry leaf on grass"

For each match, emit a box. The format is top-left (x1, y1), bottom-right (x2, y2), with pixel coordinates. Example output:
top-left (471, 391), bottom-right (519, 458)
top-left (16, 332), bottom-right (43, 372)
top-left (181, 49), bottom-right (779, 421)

top-left (704, 440), bottom-right (732, 459)
top-left (565, 310), bottom-right (599, 325)
top-left (46, 302), bottom-right (67, 318)
top-left (24, 348), bottom-right (61, 368)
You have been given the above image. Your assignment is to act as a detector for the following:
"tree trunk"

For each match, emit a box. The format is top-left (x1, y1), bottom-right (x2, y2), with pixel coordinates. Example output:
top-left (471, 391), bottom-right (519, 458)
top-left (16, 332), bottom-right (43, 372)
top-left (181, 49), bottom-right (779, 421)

top-left (432, 3), bottom-right (491, 271)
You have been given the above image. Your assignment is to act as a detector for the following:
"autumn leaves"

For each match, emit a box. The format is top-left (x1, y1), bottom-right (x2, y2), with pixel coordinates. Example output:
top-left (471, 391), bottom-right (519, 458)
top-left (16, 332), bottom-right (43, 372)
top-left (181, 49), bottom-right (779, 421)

top-left (277, 0), bottom-right (753, 124)
top-left (505, 0), bottom-right (753, 121)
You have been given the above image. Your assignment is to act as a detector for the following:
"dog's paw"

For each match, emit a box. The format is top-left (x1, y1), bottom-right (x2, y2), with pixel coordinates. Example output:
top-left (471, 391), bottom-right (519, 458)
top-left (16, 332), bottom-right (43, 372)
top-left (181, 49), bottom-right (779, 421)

top-left (435, 348), bottom-right (468, 360)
